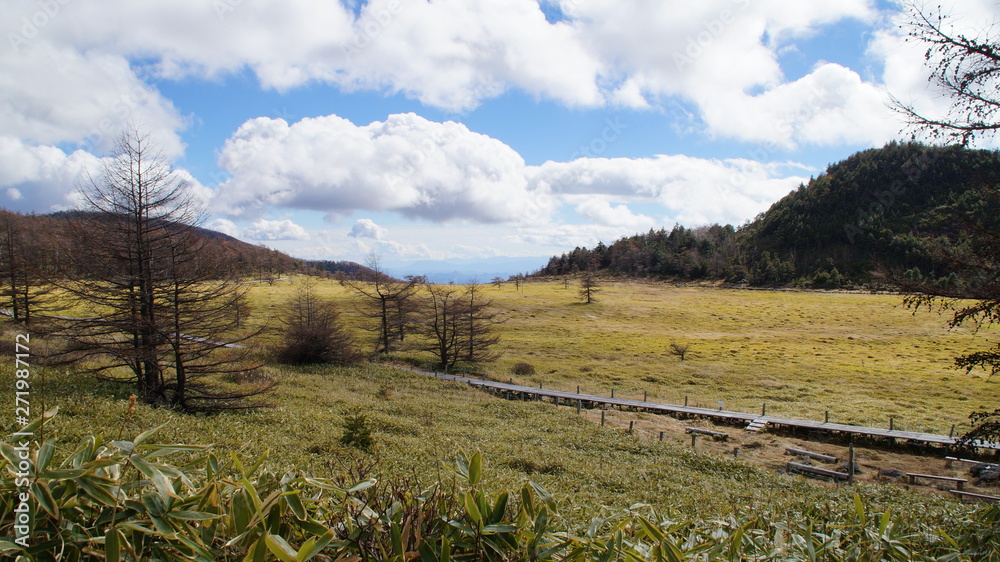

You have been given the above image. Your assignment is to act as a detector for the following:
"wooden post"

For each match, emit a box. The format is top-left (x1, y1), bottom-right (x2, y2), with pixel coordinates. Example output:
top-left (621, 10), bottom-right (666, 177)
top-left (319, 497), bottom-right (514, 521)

top-left (684, 395), bottom-right (688, 407)
top-left (611, 388), bottom-right (615, 398)
top-left (824, 411), bottom-right (829, 423)
top-left (554, 397), bottom-right (559, 406)
top-left (539, 382), bottom-right (543, 389)
top-left (643, 390), bottom-right (647, 402)
top-left (950, 424), bottom-right (956, 438)
top-left (762, 403), bottom-right (767, 416)
top-left (659, 431), bottom-right (664, 442)
top-left (577, 385), bottom-right (580, 394)
top-left (601, 411), bottom-right (606, 426)
top-left (733, 447), bottom-right (739, 458)
top-left (848, 446), bottom-right (856, 484)
top-left (509, 378), bottom-right (513, 384)
top-left (691, 434), bottom-right (697, 448)
top-left (576, 400), bottom-right (582, 414)
top-left (889, 416), bottom-right (895, 431)
top-left (629, 421), bottom-right (634, 433)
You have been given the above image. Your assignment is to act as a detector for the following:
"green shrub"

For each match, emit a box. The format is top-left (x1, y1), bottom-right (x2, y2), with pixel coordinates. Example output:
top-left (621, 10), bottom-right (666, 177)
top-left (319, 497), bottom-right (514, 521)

top-left (340, 412), bottom-right (374, 451)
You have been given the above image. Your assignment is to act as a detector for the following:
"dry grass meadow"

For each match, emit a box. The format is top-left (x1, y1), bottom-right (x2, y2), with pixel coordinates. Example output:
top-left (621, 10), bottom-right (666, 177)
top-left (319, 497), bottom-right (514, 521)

top-left (252, 277), bottom-right (997, 437)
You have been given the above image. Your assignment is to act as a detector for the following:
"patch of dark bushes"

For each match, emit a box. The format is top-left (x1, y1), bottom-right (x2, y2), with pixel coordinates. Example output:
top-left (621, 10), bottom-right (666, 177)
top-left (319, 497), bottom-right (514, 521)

top-left (511, 362), bottom-right (536, 376)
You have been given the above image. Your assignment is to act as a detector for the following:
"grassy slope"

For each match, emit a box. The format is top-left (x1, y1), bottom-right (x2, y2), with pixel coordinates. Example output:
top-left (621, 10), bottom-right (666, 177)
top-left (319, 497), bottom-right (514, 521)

top-left (6, 276), bottom-right (993, 531)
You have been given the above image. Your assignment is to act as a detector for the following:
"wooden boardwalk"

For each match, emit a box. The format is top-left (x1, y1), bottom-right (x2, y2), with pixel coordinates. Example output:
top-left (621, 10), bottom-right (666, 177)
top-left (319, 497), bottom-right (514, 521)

top-left (422, 370), bottom-right (1000, 451)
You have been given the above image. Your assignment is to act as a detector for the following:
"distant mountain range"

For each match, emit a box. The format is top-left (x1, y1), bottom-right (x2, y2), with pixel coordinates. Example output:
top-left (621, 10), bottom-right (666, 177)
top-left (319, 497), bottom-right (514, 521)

top-left (536, 142), bottom-right (1000, 287)
top-left (385, 256), bottom-right (550, 284)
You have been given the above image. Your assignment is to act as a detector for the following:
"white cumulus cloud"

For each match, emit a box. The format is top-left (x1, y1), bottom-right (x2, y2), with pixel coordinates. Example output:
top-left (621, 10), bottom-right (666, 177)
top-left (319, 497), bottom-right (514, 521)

top-left (0, 137), bottom-right (101, 212)
top-left (205, 218), bottom-right (241, 238)
top-left (531, 154), bottom-right (810, 226)
top-left (698, 63), bottom-right (898, 148)
top-left (213, 113), bottom-right (555, 224)
top-left (574, 198), bottom-right (656, 228)
top-left (349, 218), bottom-right (389, 240)
top-left (0, 43), bottom-right (186, 155)
top-left (244, 219), bottom-right (311, 241)
top-left (212, 111), bottom-right (814, 231)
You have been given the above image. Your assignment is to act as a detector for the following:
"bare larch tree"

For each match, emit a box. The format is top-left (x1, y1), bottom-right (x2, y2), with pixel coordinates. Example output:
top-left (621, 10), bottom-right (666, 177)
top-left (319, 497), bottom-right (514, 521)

top-left (420, 282), bottom-right (502, 371)
top-left (50, 127), bottom-right (269, 411)
top-left (461, 281), bottom-right (502, 363)
top-left (346, 254), bottom-right (419, 355)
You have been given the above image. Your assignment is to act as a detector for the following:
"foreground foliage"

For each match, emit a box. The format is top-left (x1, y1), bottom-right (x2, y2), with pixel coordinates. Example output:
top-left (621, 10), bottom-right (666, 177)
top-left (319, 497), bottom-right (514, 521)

top-left (1, 418), bottom-right (998, 561)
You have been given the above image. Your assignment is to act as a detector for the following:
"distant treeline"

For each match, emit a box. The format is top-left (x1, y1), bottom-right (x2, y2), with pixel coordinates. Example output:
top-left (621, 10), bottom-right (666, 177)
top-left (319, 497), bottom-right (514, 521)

top-left (1, 210), bottom-right (310, 283)
top-left (535, 142), bottom-right (1000, 287)
top-left (303, 259), bottom-right (380, 281)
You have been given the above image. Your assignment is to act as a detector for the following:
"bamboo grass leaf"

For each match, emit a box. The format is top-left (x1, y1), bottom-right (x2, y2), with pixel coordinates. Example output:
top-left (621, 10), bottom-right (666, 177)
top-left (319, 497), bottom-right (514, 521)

top-left (104, 527), bottom-right (120, 562)
top-left (296, 532), bottom-right (334, 562)
top-left (132, 423), bottom-right (169, 447)
top-left (468, 450), bottom-right (482, 486)
top-left (35, 438), bottom-right (56, 473)
top-left (265, 534), bottom-right (298, 562)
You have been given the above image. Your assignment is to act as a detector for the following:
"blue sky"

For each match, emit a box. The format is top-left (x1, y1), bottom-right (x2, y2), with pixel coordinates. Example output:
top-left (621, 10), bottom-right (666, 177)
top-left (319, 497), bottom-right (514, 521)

top-left (1, 0), bottom-right (994, 277)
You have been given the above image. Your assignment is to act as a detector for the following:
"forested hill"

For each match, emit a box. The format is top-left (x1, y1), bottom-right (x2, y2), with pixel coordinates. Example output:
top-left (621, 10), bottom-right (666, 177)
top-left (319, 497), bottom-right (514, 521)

top-left (2, 210), bottom-right (348, 281)
top-left (303, 260), bottom-right (380, 280)
top-left (535, 143), bottom-right (1000, 286)
top-left (26, 211), bottom-right (375, 281)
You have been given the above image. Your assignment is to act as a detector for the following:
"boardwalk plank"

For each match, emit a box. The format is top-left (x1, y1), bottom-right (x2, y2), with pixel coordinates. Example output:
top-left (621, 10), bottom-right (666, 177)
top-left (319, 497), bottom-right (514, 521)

top-left (424, 371), bottom-right (1000, 450)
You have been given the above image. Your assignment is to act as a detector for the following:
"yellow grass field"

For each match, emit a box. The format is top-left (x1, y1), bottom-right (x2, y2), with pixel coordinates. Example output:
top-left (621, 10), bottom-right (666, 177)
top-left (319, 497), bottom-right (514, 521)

top-left (251, 277), bottom-right (998, 437)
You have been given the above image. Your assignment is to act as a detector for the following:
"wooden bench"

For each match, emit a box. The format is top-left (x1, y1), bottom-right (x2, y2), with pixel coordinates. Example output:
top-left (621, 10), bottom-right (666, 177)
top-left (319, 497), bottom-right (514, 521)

top-left (944, 456), bottom-right (982, 469)
top-left (787, 462), bottom-right (850, 482)
top-left (685, 427), bottom-right (728, 441)
top-left (786, 447), bottom-right (838, 464)
top-left (906, 472), bottom-right (967, 491)
top-left (949, 489), bottom-right (1000, 503)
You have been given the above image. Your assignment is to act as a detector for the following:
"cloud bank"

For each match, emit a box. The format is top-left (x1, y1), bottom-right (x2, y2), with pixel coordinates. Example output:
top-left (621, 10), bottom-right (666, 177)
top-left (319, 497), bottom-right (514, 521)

top-left (213, 112), bottom-right (809, 230)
